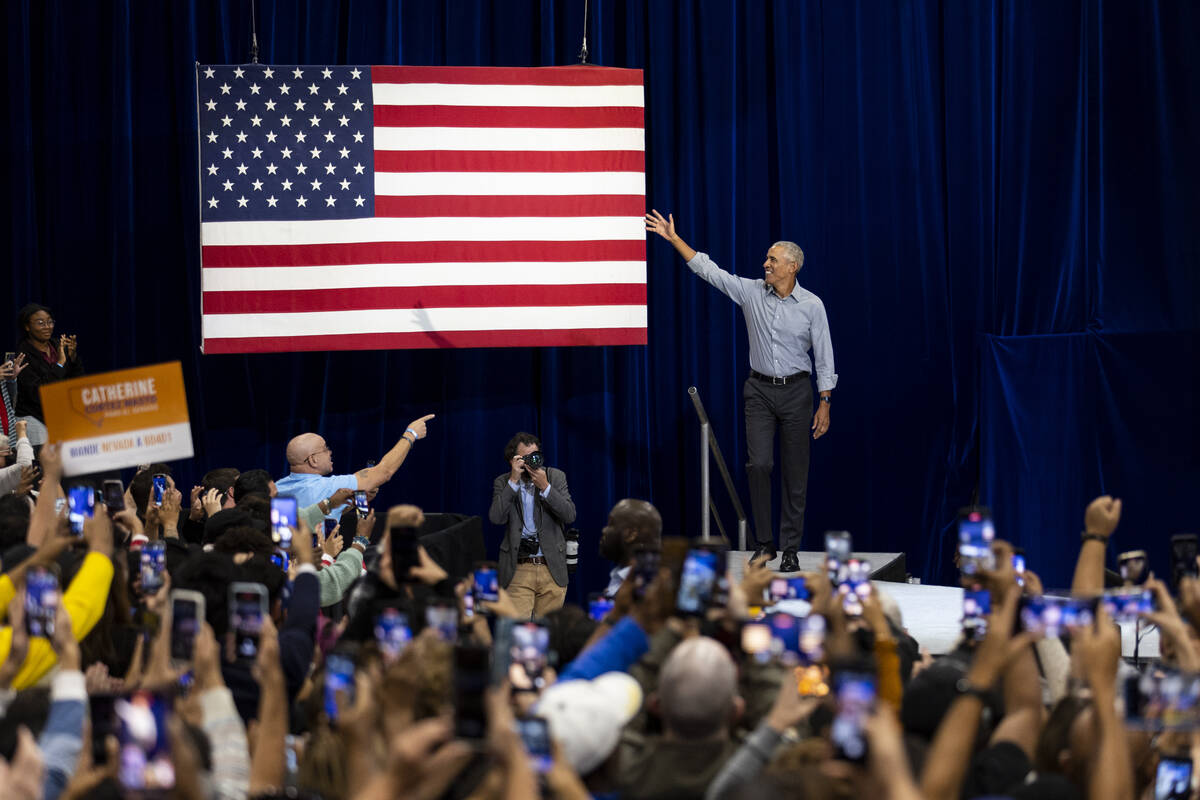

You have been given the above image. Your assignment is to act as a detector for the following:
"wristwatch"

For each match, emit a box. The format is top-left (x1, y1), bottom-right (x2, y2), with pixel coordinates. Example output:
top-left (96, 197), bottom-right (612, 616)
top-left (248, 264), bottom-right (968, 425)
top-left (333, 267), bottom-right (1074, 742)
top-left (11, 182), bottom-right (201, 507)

top-left (352, 535), bottom-right (370, 550)
top-left (820, 396), bottom-right (831, 404)
top-left (1081, 531), bottom-right (1108, 544)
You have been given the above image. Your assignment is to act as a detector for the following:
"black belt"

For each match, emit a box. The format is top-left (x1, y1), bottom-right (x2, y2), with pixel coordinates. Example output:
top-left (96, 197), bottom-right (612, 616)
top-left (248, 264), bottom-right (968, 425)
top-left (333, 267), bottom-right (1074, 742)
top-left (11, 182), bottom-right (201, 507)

top-left (518, 556), bottom-right (548, 565)
top-left (750, 369), bottom-right (809, 386)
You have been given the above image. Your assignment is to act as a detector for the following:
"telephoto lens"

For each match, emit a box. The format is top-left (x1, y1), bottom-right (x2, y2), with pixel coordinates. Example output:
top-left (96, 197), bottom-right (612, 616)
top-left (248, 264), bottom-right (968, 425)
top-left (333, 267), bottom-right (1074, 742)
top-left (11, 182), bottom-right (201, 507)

top-left (524, 451), bottom-right (545, 470)
top-left (565, 528), bottom-right (580, 573)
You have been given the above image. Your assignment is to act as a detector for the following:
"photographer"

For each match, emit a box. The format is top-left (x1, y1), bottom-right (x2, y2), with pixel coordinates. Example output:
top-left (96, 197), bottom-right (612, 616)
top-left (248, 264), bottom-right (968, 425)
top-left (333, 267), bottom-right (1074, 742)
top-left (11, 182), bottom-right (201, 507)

top-left (488, 432), bottom-right (576, 619)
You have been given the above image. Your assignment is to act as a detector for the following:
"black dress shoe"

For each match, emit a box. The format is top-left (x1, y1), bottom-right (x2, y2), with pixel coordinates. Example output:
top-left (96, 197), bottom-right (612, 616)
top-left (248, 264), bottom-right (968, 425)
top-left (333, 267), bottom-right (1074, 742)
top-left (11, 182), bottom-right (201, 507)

top-left (779, 549), bottom-right (800, 573)
top-left (750, 545), bottom-right (777, 565)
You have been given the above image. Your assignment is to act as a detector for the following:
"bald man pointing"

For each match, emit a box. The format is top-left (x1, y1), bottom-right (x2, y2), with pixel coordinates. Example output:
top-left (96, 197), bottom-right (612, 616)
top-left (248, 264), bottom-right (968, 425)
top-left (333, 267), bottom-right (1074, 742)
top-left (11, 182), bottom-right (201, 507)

top-left (274, 414), bottom-right (435, 513)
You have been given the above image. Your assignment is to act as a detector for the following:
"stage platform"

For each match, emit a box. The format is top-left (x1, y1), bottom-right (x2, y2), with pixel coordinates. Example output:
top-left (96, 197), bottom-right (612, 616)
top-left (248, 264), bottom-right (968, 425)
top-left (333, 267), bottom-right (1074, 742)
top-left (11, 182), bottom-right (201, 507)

top-left (726, 550), bottom-right (1159, 659)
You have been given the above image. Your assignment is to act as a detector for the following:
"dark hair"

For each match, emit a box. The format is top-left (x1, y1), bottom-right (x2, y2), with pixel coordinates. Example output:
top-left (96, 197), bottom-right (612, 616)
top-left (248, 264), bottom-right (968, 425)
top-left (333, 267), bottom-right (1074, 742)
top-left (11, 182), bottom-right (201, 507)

top-left (544, 604), bottom-right (597, 666)
top-left (236, 493), bottom-right (271, 526)
top-left (0, 688), bottom-right (51, 760)
top-left (213, 525), bottom-right (276, 557)
top-left (0, 494), bottom-right (33, 553)
top-left (1035, 695), bottom-right (1093, 775)
top-left (16, 303), bottom-right (52, 341)
top-left (504, 432), bottom-right (541, 463)
top-left (235, 554), bottom-right (288, 609)
top-left (202, 467), bottom-right (241, 497)
top-left (233, 468), bottom-right (273, 501)
top-left (129, 464), bottom-right (175, 518)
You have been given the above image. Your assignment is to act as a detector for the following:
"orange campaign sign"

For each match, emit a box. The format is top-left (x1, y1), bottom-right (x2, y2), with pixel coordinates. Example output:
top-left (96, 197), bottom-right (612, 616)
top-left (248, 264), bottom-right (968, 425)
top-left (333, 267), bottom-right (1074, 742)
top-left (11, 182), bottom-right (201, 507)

top-left (40, 361), bottom-right (194, 476)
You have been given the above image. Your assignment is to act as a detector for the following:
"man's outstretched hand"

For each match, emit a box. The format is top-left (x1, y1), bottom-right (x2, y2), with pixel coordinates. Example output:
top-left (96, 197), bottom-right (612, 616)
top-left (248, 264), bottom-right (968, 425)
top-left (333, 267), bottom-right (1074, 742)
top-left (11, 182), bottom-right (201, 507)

top-left (645, 209), bottom-right (677, 241)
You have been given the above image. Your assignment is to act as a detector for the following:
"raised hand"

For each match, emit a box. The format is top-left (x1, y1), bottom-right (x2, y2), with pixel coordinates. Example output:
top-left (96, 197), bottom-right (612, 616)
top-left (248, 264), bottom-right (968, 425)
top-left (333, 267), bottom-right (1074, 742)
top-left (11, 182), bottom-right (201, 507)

top-left (645, 209), bottom-right (677, 241)
top-left (405, 413), bottom-right (436, 440)
top-left (1084, 495), bottom-right (1122, 538)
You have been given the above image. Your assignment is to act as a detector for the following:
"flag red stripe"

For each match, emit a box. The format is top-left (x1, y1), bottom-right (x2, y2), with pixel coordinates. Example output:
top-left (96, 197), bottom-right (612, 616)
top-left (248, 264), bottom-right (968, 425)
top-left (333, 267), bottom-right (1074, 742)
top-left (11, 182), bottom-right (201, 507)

top-left (374, 150), bottom-right (645, 173)
top-left (202, 239), bottom-right (646, 268)
top-left (204, 327), bottom-right (649, 353)
top-left (202, 284), bottom-right (646, 314)
top-left (373, 105), bottom-right (643, 129)
top-left (373, 195), bottom-right (644, 218)
top-left (371, 66), bottom-right (643, 87)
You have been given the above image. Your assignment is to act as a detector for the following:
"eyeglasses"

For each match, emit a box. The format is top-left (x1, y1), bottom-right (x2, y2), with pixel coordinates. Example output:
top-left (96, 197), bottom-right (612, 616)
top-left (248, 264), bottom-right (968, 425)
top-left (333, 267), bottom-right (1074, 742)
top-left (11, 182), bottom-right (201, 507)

top-left (31, 318), bottom-right (55, 328)
top-left (307, 447), bottom-right (331, 461)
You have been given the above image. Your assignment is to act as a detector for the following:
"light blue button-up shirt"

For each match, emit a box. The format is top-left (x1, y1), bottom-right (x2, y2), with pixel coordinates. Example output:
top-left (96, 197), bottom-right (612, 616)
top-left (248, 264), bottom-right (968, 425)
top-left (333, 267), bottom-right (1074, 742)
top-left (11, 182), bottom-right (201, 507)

top-left (687, 251), bottom-right (838, 392)
top-left (509, 478), bottom-right (551, 556)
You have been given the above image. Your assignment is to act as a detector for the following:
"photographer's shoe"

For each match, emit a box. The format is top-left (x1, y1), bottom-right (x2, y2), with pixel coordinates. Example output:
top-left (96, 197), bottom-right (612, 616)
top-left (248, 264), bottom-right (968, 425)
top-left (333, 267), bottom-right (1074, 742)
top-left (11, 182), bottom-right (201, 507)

top-left (779, 549), bottom-right (800, 573)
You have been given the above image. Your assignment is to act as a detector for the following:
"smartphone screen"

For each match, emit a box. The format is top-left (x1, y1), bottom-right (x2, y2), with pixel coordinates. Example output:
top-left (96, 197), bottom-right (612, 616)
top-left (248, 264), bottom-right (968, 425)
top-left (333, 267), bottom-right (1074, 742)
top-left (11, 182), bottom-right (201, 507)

top-left (742, 622), bottom-right (772, 661)
top-left (151, 475), bottom-right (167, 506)
top-left (587, 593), bottom-right (615, 622)
top-left (1156, 757), bottom-right (1194, 800)
top-left (676, 548), bottom-right (722, 615)
top-left (90, 693), bottom-right (118, 765)
top-left (453, 644), bottom-right (490, 739)
top-left (508, 621), bottom-right (550, 691)
top-left (957, 508), bottom-right (996, 575)
top-left (516, 716), bottom-right (554, 774)
top-left (1012, 552), bottom-right (1026, 587)
top-left (425, 603), bottom-right (459, 643)
top-left (374, 608), bottom-right (411, 662)
top-left (139, 542), bottom-right (167, 595)
top-left (324, 653), bottom-right (356, 723)
top-left (1018, 595), bottom-right (1097, 637)
top-left (799, 614), bottom-right (826, 663)
top-left (25, 567), bottom-right (59, 637)
top-left (473, 566), bottom-right (500, 603)
top-left (825, 530), bottom-right (852, 583)
top-left (116, 690), bottom-right (175, 791)
top-left (632, 549), bottom-right (661, 600)
top-left (797, 664), bottom-right (831, 697)
top-left (962, 588), bottom-right (991, 640)
top-left (270, 496), bottom-right (297, 549)
top-left (463, 592), bottom-right (475, 619)
top-left (229, 585), bottom-right (266, 662)
top-left (102, 479), bottom-right (125, 511)
top-left (769, 576), bottom-right (810, 602)
top-left (1102, 588), bottom-right (1155, 622)
top-left (838, 559), bottom-right (872, 616)
top-left (270, 552), bottom-right (290, 571)
top-left (67, 485), bottom-right (95, 536)
top-left (389, 525), bottom-right (420, 582)
top-left (831, 671), bottom-right (876, 762)
top-left (170, 595), bottom-right (201, 663)
top-left (354, 490), bottom-right (369, 519)
top-left (320, 518), bottom-right (337, 549)
top-left (766, 612), bottom-right (802, 664)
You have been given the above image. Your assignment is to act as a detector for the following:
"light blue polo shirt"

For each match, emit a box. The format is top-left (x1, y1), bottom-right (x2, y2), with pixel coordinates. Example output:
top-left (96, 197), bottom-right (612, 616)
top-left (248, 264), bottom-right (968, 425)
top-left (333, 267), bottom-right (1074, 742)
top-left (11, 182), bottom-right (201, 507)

top-left (274, 472), bottom-right (359, 512)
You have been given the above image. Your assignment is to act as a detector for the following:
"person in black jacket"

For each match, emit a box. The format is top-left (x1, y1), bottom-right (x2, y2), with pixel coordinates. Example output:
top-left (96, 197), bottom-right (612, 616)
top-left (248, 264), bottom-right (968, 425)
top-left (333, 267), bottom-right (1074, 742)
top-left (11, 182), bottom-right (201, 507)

top-left (13, 303), bottom-right (83, 446)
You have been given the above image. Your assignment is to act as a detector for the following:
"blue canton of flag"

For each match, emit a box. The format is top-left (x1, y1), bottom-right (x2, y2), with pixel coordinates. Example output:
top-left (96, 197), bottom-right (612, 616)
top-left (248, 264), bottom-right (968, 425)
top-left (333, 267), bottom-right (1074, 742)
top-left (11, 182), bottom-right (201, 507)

top-left (198, 64), bottom-right (374, 221)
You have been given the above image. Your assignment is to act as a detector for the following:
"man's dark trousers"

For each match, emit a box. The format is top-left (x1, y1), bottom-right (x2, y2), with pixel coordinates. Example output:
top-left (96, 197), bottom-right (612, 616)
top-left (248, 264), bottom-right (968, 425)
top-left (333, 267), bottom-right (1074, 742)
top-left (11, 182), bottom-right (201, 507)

top-left (744, 373), bottom-right (812, 552)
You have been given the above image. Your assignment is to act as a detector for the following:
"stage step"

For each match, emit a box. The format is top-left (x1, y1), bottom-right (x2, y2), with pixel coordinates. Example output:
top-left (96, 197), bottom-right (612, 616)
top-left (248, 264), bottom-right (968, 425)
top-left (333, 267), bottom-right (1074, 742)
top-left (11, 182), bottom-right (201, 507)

top-left (726, 550), bottom-right (906, 582)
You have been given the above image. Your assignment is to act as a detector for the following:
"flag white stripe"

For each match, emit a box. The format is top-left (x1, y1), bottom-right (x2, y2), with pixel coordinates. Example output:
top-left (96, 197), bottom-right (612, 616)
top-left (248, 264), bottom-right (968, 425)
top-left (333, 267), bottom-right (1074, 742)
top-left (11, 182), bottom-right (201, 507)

top-left (201, 216), bottom-right (645, 246)
top-left (373, 127), bottom-right (645, 152)
top-left (372, 83), bottom-right (644, 108)
top-left (374, 171), bottom-right (644, 196)
top-left (203, 306), bottom-right (648, 338)
top-left (202, 262), bottom-right (646, 291)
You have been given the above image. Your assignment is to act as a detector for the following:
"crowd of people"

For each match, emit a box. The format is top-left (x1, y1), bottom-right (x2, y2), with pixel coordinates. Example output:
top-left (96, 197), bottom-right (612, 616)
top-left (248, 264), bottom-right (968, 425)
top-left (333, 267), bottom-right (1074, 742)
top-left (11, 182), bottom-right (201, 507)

top-left (0, 338), bottom-right (1197, 800)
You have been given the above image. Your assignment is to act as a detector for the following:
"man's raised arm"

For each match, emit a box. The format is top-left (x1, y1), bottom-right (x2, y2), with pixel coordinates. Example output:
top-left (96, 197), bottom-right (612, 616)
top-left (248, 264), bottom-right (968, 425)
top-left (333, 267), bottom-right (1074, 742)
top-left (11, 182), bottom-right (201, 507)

top-left (355, 414), bottom-right (435, 491)
top-left (645, 210), bottom-right (697, 261)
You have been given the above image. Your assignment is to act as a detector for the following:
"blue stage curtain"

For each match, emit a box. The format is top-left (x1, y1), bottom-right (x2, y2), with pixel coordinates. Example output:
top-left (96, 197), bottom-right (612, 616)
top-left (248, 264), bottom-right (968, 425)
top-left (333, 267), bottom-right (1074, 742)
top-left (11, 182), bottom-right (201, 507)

top-left (5, 1), bottom-right (1197, 592)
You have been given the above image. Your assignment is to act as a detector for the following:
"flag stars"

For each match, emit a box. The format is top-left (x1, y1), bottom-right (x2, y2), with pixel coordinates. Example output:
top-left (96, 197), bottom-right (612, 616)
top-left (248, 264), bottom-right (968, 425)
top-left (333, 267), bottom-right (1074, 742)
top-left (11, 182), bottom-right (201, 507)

top-left (323, 99), bottom-right (334, 111)
top-left (295, 131), bottom-right (307, 143)
top-left (233, 67), bottom-right (245, 79)
top-left (354, 195), bottom-right (365, 207)
top-left (296, 163), bottom-right (308, 174)
top-left (250, 147), bottom-right (263, 159)
top-left (263, 67), bottom-right (274, 79)
top-left (235, 130), bottom-right (248, 143)
top-left (235, 98), bottom-right (247, 111)
top-left (266, 163), bottom-right (278, 175)
top-left (293, 68), bottom-right (304, 79)
top-left (325, 195), bottom-right (337, 207)
top-left (264, 99), bottom-right (276, 111)
top-left (352, 100), bottom-right (363, 111)
top-left (338, 115), bottom-right (349, 127)
top-left (321, 67), bottom-right (333, 79)
top-left (266, 131), bottom-right (278, 143)
top-left (280, 147), bottom-right (292, 159)
top-left (323, 131), bottom-right (335, 143)
top-left (205, 99), bottom-right (217, 111)
top-left (250, 115), bottom-right (262, 127)
top-left (353, 162), bottom-right (365, 175)
top-left (280, 115), bottom-right (292, 127)
top-left (208, 196), bottom-right (218, 208)
top-left (220, 115), bottom-right (232, 127)
top-left (237, 195), bottom-right (249, 208)
top-left (324, 163), bottom-right (336, 175)
top-left (279, 83), bottom-right (290, 95)
top-left (203, 67), bottom-right (215, 79)
top-left (338, 147), bottom-right (350, 159)
top-left (266, 195), bottom-right (278, 207)
top-left (221, 147), bottom-right (234, 159)
top-left (308, 83), bottom-right (320, 95)
top-left (336, 83), bottom-right (348, 95)
top-left (339, 178), bottom-right (350, 190)
top-left (294, 99), bottom-right (306, 111)
top-left (310, 178), bottom-right (322, 190)
top-left (219, 83), bottom-right (231, 94)
top-left (206, 131), bottom-right (219, 144)
top-left (222, 179), bottom-right (234, 191)
top-left (350, 68), bottom-right (362, 79)
top-left (309, 115), bottom-right (321, 127)
top-left (206, 163), bottom-right (218, 176)
top-left (296, 196), bottom-right (308, 207)
top-left (309, 147), bottom-right (322, 159)
top-left (236, 162), bottom-right (248, 175)
top-left (249, 83), bottom-right (261, 95)
top-left (353, 131), bottom-right (364, 143)
top-left (251, 179), bottom-right (263, 191)
top-left (281, 179), bottom-right (293, 190)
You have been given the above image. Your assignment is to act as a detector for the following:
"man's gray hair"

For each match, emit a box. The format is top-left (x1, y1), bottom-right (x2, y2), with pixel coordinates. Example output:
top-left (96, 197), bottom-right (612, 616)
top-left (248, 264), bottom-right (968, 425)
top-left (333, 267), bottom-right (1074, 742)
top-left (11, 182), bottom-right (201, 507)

top-left (772, 241), bottom-right (805, 270)
top-left (657, 637), bottom-right (738, 739)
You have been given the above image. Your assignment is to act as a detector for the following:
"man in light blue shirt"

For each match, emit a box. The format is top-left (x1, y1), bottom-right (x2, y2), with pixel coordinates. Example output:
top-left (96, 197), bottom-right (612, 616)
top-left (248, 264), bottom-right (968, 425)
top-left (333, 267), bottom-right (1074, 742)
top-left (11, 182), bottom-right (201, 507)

top-left (275, 413), bottom-right (436, 515)
top-left (647, 210), bottom-right (837, 573)
top-left (598, 498), bottom-right (663, 598)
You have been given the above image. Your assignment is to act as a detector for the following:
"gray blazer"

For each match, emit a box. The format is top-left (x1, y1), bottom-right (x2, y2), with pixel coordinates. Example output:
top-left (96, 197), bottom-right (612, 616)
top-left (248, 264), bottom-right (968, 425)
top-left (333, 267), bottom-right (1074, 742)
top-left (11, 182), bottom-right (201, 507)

top-left (488, 467), bottom-right (576, 588)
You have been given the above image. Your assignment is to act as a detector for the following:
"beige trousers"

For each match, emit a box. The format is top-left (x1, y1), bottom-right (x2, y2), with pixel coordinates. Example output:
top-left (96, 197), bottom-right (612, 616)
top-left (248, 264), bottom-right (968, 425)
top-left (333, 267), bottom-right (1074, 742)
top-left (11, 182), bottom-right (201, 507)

top-left (507, 562), bottom-right (567, 619)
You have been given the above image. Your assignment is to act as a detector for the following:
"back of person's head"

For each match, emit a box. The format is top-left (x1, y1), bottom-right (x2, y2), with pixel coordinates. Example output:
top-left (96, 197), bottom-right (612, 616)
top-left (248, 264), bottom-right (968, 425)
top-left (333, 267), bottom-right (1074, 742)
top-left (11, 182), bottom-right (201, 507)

top-left (128, 464), bottom-right (174, 518)
top-left (0, 688), bottom-right (51, 760)
top-left (0, 495), bottom-right (32, 552)
top-left (503, 431), bottom-right (542, 462)
top-left (233, 468), bottom-right (273, 501)
top-left (1035, 695), bottom-right (1094, 781)
top-left (545, 604), bottom-right (598, 666)
top-left (212, 525), bottom-right (275, 557)
top-left (606, 498), bottom-right (663, 559)
top-left (657, 637), bottom-right (741, 739)
top-left (234, 554), bottom-right (288, 610)
top-left (235, 493), bottom-right (271, 526)
top-left (174, 551), bottom-right (239, 636)
top-left (202, 467), bottom-right (240, 500)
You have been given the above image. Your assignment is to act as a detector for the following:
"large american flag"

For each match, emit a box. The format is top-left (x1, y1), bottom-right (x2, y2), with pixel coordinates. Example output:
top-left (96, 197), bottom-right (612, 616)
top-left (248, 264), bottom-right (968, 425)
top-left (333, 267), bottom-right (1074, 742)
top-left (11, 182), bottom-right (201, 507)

top-left (197, 64), bottom-right (646, 354)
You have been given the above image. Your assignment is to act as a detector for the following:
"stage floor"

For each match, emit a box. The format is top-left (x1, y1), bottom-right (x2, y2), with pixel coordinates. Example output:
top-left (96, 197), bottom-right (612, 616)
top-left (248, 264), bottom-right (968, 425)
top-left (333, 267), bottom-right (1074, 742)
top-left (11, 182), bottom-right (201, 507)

top-left (727, 550), bottom-right (1159, 659)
